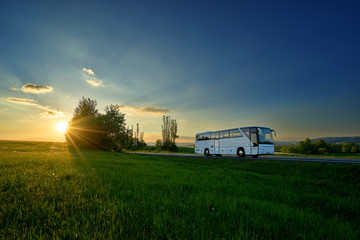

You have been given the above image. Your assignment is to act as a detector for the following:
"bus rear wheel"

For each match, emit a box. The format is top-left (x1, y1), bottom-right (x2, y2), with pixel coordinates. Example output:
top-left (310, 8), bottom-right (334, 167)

top-left (204, 149), bottom-right (211, 156)
top-left (237, 148), bottom-right (245, 158)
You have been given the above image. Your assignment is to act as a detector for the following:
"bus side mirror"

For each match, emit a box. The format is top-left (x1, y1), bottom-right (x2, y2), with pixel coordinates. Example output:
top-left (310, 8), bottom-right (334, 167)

top-left (271, 129), bottom-right (276, 137)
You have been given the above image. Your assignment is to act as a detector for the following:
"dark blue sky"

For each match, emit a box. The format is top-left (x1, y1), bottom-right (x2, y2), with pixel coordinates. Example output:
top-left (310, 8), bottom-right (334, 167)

top-left (0, 0), bottom-right (359, 141)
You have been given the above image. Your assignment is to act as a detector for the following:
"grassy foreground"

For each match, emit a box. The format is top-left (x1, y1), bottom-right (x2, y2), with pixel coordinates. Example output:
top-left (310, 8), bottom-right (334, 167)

top-left (0, 141), bottom-right (359, 239)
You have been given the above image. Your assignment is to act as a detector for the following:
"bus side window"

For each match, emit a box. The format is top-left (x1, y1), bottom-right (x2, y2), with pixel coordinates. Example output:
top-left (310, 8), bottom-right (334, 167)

top-left (241, 128), bottom-right (250, 138)
top-left (220, 131), bottom-right (229, 138)
top-left (204, 134), bottom-right (210, 140)
top-left (230, 129), bottom-right (242, 137)
top-left (211, 132), bottom-right (219, 139)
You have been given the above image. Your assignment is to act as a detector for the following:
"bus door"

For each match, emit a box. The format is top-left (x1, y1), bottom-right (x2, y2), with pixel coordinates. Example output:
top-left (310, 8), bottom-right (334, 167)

top-left (250, 128), bottom-right (259, 155)
top-left (214, 139), bottom-right (220, 154)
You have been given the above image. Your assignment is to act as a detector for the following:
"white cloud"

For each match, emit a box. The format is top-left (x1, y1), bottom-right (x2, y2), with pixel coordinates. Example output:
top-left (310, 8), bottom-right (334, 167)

top-left (6, 97), bottom-right (37, 105)
top-left (82, 67), bottom-right (103, 87)
top-left (118, 104), bottom-right (170, 115)
top-left (86, 78), bottom-right (103, 87)
top-left (6, 97), bottom-right (64, 118)
top-left (20, 83), bottom-right (53, 94)
top-left (82, 68), bottom-right (95, 76)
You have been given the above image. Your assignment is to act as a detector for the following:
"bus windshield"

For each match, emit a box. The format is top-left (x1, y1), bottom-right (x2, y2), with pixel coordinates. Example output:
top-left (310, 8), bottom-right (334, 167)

top-left (258, 128), bottom-right (274, 144)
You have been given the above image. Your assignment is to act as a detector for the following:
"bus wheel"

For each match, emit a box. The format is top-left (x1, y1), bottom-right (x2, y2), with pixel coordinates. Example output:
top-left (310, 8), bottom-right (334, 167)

top-left (237, 148), bottom-right (245, 157)
top-left (204, 149), bottom-right (210, 156)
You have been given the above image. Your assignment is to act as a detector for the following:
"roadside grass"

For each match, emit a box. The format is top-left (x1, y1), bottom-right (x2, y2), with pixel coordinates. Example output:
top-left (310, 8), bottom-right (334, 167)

top-left (136, 145), bottom-right (360, 159)
top-left (130, 146), bottom-right (195, 154)
top-left (175, 146), bottom-right (195, 154)
top-left (274, 152), bottom-right (360, 159)
top-left (0, 141), bottom-right (359, 239)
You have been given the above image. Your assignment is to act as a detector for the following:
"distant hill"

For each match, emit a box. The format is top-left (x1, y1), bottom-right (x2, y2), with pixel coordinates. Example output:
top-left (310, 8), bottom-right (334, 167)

top-left (274, 141), bottom-right (298, 146)
top-left (311, 137), bottom-right (360, 144)
top-left (275, 137), bottom-right (360, 146)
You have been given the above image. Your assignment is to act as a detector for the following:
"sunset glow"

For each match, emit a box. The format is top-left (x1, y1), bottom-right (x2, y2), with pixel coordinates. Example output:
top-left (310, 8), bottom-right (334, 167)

top-left (56, 122), bottom-right (68, 133)
top-left (1, 1), bottom-right (360, 142)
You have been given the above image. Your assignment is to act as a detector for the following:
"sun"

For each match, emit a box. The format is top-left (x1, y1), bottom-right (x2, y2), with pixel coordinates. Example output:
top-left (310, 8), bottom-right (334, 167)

top-left (56, 122), bottom-right (68, 133)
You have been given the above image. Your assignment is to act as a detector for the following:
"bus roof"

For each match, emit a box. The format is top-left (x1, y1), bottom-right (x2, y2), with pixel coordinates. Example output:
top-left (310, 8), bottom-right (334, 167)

top-left (196, 126), bottom-right (270, 135)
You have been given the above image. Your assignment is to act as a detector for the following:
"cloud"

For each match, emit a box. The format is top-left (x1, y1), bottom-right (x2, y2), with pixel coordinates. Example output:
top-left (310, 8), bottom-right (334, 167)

top-left (82, 67), bottom-right (103, 87)
top-left (6, 97), bottom-right (64, 118)
top-left (119, 104), bottom-right (170, 115)
top-left (20, 83), bottom-right (53, 94)
top-left (39, 106), bottom-right (64, 118)
top-left (86, 78), bottom-right (103, 87)
top-left (82, 68), bottom-right (95, 76)
top-left (11, 87), bottom-right (20, 92)
top-left (6, 97), bottom-right (38, 105)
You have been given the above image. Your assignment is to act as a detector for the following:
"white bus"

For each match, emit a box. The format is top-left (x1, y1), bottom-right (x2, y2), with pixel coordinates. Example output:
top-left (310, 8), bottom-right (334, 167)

top-left (195, 126), bottom-right (276, 157)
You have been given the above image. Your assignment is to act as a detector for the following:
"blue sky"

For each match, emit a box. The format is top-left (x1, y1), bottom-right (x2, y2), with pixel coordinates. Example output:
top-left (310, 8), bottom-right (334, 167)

top-left (0, 0), bottom-right (359, 142)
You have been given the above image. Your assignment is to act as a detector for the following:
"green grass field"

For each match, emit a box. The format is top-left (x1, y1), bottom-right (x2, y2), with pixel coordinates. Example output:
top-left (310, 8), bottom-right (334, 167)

top-left (1, 141), bottom-right (359, 239)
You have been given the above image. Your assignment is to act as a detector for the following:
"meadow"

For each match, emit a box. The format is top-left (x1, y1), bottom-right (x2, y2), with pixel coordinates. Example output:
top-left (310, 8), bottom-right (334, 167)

top-left (0, 141), bottom-right (359, 239)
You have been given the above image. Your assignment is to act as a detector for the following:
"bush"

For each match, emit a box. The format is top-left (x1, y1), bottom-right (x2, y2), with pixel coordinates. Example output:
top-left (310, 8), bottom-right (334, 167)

top-left (317, 147), bottom-right (327, 154)
top-left (280, 139), bottom-right (359, 155)
top-left (155, 139), bottom-right (162, 148)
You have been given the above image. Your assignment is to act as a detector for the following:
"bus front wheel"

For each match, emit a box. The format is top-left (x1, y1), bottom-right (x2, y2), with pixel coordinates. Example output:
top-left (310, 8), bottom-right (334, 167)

top-left (204, 149), bottom-right (211, 156)
top-left (237, 148), bottom-right (245, 158)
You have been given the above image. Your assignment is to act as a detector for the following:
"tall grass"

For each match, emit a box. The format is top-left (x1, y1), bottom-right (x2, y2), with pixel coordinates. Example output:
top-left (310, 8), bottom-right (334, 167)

top-left (0, 141), bottom-right (359, 239)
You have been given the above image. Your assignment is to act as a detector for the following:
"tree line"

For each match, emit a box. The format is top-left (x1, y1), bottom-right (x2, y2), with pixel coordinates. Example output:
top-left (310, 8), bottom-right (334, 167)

top-left (278, 138), bottom-right (360, 154)
top-left (65, 97), bottom-right (178, 152)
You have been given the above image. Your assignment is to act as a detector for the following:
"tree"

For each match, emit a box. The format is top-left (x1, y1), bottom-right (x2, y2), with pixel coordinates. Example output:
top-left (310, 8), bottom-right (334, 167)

top-left (66, 97), bottom-right (100, 149)
top-left (314, 139), bottom-right (329, 154)
top-left (351, 145), bottom-right (358, 153)
top-left (72, 97), bottom-right (98, 120)
top-left (298, 138), bottom-right (315, 154)
top-left (342, 143), bottom-right (352, 153)
top-left (65, 97), bottom-right (142, 151)
top-left (100, 104), bottom-right (126, 151)
top-left (161, 116), bottom-right (178, 151)
top-left (155, 139), bottom-right (163, 148)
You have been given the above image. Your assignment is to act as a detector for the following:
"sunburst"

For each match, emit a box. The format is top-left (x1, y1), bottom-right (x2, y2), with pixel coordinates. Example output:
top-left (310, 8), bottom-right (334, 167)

top-left (56, 122), bottom-right (68, 133)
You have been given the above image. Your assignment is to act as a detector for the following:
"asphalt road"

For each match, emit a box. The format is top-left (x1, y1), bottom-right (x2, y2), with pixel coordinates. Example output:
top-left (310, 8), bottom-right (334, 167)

top-left (130, 152), bottom-right (360, 164)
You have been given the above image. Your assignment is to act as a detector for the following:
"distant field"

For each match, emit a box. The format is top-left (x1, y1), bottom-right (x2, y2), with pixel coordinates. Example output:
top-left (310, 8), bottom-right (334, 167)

top-left (1, 141), bottom-right (359, 239)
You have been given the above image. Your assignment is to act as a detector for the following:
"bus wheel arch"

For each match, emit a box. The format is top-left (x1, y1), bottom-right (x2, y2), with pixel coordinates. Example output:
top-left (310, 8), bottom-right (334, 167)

top-left (237, 147), bottom-right (245, 157)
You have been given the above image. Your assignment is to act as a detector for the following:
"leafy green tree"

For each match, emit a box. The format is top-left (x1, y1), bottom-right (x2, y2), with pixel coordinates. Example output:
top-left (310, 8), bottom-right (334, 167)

top-left (342, 143), bottom-right (352, 153)
top-left (66, 97), bottom-right (100, 149)
top-left (98, 104), bottom-right (126, 151)
top-left (155, 139), bottom-right (163, 148)
top-left (281, 146), bottom-right (289, 153)
top-left (72, 97), bottom-right (98, 120)
top-left (330, 143), bottom-right (342, 153)
top-left (351, 145), bottom-right (358, 153)
top-left (66, 98), bottom-right (143, 151)
top-left (161, 116), bottom-right (178, 151)
top-left (314, 139), bottom-right (329, 154)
